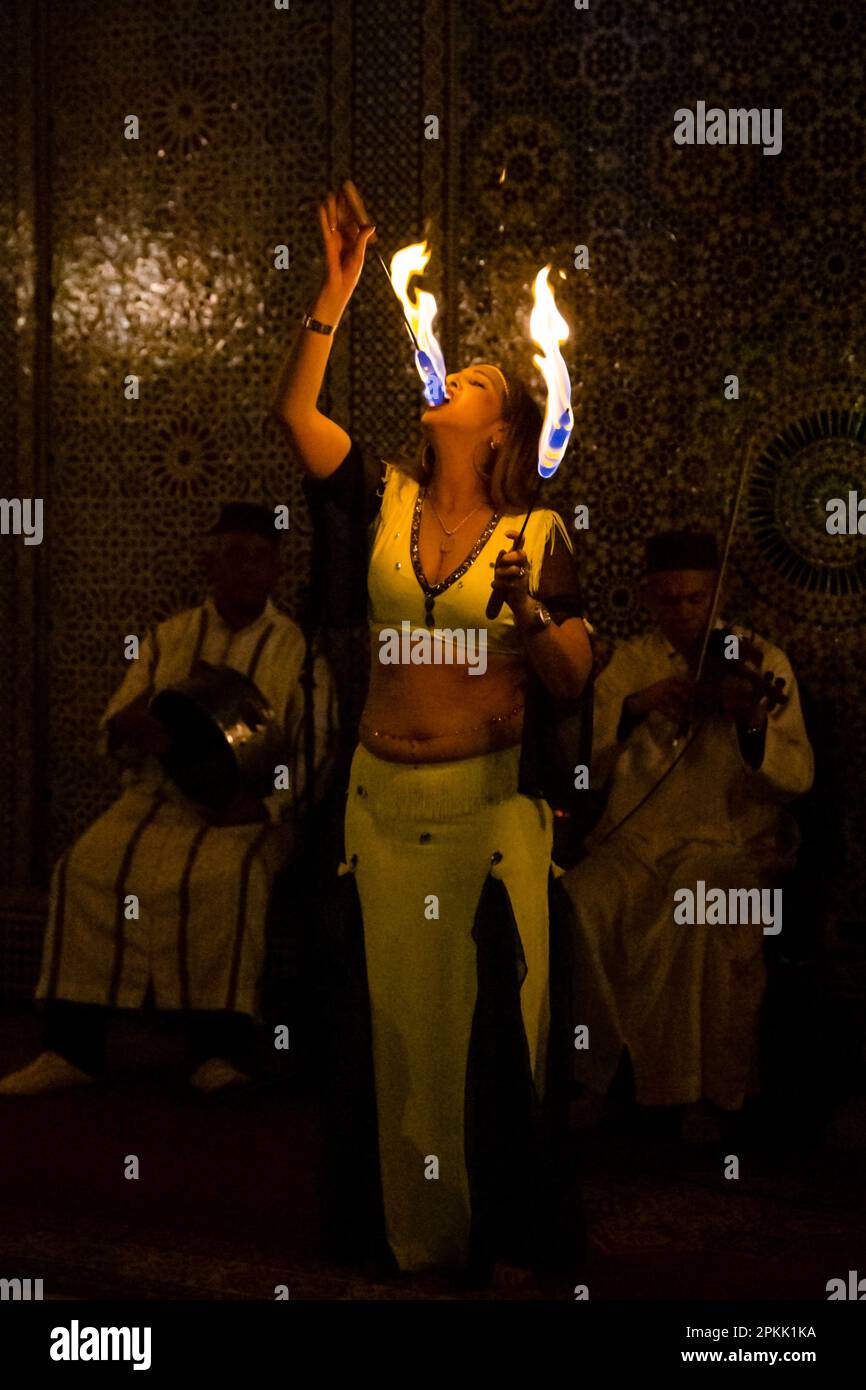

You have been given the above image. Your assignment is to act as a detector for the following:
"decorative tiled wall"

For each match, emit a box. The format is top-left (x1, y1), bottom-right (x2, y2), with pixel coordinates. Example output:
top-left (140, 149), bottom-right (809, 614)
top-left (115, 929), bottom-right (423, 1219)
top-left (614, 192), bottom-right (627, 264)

top-left (1, 1), bottom-right (863, 961)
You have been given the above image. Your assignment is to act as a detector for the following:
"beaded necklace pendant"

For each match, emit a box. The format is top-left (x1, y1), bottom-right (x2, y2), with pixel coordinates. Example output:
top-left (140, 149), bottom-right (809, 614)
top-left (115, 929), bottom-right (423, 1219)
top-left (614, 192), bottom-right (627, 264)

top-left (411, 485), bottom-right (501, 628)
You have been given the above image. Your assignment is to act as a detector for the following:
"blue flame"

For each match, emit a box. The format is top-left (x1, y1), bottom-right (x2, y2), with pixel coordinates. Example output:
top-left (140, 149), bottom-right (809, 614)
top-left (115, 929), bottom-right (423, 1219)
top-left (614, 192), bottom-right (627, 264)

top-left (416, 349), bottom-right (448, 406)
top-left (538, 406), bottom-right (574, 479)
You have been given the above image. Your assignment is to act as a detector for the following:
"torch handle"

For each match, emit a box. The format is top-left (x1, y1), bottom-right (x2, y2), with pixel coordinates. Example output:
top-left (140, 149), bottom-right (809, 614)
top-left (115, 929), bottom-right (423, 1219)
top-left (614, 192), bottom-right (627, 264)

top-left (485, 504), bottom-right (536, 620)
top-left (485, 557), bottom-right (509, 620)
top-left (374, 248), bottom-right (422, 353)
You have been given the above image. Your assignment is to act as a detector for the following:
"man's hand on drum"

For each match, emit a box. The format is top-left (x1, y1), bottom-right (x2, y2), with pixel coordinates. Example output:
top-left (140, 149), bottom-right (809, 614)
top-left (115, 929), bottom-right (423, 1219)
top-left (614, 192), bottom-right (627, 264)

top-left (108, 695), bottom-right (171, 758)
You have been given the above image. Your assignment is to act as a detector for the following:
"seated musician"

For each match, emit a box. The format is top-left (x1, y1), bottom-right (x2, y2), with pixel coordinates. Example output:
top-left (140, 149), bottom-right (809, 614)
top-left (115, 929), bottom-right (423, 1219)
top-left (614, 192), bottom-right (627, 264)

top-left (0, 503), bottom-right (337, 1097)
top-left (561, 530), bottom-right (814, 1143)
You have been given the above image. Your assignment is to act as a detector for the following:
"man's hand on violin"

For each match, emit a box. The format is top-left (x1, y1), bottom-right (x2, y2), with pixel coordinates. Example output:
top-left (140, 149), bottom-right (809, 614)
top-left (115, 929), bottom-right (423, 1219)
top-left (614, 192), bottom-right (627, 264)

top-left (627, 676), bottom-right (695, 723)
top-left (699, 672), bottom-right (756, 718)
top-left (700, 669), bottom-right (786, 730)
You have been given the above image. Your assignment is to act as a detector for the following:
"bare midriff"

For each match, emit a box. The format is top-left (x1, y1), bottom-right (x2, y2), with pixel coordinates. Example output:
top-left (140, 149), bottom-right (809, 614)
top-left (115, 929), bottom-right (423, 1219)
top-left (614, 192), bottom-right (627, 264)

top-left (359, 640), bottom-right (527, 763)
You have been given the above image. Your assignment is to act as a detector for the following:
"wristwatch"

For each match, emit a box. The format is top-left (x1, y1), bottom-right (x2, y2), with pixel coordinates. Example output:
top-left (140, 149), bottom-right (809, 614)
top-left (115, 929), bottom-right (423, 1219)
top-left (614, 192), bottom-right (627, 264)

top-left (301, 311), bottom-right (334, 335)
top-left (525, 602), bottom-right (552, 635)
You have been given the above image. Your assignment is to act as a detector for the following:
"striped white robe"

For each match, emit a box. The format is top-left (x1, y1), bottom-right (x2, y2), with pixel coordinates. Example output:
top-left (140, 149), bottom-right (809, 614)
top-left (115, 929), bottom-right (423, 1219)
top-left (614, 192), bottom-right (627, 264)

top-left (36, 597), bottom-right (337, 1017)
top-left (561, 623), bottom-right (814, 1109)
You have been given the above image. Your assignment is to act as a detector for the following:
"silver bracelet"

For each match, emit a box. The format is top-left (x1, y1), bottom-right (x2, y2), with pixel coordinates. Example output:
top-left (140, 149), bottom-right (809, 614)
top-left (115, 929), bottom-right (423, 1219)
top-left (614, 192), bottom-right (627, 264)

top-left (518, 601), bottom-right (552, 636)
top-left (301, 311), bottom-right (334, 335)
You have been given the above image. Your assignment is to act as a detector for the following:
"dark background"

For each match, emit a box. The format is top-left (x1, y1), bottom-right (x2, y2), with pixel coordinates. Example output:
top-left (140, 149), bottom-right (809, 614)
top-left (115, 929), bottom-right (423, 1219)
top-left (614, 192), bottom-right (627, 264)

top-left (1, 1), bottom-right (864, 1038)
top-left (1, 2), bottom-right (866, 1000)
top-left (0, 0), bottom-right (865, 1307)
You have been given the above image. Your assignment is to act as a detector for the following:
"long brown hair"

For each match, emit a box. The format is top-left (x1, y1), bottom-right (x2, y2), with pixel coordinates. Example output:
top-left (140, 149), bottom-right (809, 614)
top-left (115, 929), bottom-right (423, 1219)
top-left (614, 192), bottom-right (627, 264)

top-left (393, 369), bottom-right (543, 513)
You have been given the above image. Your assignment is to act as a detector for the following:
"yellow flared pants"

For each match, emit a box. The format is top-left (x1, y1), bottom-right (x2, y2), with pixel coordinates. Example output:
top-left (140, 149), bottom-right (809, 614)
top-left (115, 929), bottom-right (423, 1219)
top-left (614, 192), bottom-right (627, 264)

top-left (342, 740), bottom-right (554, 1272)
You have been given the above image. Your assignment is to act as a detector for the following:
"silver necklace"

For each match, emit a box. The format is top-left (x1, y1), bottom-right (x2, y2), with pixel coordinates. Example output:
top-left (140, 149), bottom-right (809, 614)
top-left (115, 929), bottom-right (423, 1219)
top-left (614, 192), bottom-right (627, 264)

top-left (425, 492), bottom-right (484, 554)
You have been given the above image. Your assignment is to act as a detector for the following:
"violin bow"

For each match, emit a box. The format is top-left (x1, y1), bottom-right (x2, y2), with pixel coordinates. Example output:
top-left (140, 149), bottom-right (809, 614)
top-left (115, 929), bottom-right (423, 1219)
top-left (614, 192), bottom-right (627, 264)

top-left (597, 438), bottom-right (755, 847)
top-left (674, 438), bottom-right (753, 741)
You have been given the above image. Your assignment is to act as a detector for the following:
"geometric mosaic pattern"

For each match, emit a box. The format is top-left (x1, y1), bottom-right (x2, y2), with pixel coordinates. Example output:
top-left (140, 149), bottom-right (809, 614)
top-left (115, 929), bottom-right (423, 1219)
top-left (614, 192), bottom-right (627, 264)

top-left (1, 0), bottom-right (864, 925)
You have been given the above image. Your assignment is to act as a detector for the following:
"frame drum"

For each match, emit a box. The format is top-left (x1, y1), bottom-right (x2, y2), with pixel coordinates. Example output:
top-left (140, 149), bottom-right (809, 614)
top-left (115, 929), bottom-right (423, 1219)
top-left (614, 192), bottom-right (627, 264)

top-left (149, 662), bottom-right (286, 811)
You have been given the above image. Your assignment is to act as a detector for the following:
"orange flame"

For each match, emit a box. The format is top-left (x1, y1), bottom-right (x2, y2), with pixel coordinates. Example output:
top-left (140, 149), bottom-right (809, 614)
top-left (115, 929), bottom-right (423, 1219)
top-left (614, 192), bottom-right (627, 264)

top-left (388, 241), bottom-right (448, 390)
top-left (529, 265), bottom-right (574, 478)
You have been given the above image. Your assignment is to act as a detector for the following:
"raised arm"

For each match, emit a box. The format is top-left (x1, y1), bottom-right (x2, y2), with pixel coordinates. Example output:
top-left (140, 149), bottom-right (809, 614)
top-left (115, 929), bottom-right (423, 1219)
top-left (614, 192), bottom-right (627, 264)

top-left (271, 185), bottom-right (376, 478)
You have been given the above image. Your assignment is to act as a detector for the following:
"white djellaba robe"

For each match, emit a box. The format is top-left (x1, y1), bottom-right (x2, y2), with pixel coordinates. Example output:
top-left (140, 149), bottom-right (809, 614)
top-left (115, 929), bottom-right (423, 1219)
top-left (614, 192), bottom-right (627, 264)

top-left (36, 596), bottom-right (338, 1018)
top-left (560, 622), bottom-right (814, 1110)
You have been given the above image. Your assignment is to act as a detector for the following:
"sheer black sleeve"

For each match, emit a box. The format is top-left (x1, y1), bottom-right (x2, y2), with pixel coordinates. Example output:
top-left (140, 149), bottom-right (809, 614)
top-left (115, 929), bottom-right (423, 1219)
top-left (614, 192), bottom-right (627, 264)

top-left (518, 527), bottom-right (593, 811)
top-left (302, 436), bottom-right (387, 524)
top-left (302, 438), bottom-right (387, 627)
top-left (533, 530), bottom-right (585, 625)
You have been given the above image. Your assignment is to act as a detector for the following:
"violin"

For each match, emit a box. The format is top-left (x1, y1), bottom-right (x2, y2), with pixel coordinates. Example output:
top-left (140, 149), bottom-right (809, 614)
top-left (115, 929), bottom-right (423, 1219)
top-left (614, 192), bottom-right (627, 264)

top-left (692, 627), bottom-right (789, 717)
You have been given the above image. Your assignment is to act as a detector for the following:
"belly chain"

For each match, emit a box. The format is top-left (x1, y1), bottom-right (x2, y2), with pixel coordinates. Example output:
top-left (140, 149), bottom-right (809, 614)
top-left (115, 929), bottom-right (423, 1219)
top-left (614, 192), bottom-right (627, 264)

top-left (360, 701), bottom-right (524, 742)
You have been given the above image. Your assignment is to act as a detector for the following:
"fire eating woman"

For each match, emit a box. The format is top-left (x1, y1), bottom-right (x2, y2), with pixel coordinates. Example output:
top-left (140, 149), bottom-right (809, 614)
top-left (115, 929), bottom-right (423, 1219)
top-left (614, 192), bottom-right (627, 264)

top-left (272, 184), bottom-right (594, 1283)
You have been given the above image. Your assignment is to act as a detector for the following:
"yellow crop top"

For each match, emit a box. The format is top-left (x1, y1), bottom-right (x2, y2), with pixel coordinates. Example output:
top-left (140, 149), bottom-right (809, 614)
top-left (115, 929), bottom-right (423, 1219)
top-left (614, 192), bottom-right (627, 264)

top-left (302, 435), bottom-right (584, 635)
top-left (369, 459), bottom-right (577, 657)
top-left (302, 436), bottom-right (593, 808)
